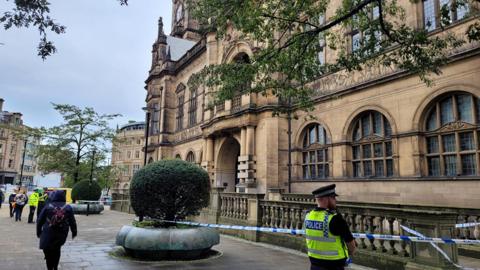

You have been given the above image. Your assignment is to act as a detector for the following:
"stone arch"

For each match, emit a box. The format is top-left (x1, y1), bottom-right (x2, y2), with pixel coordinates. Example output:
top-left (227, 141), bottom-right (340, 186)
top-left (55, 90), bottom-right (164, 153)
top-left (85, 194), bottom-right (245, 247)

top-left (186, 150), bottom-right (195, 163)
top-left (148, 157), bottom-right (154, 164)
top-left (174, 153), bottom-right (182, 160)
top-left (176, 83), bottom-right (186, 94)
top-left (343, 105), bottom-right (397, 141)
top-left (294, 120), bottom-right (332, 149)
top-left (412, 84), bottom-right (480, 131)
top-left (215, 137), bottom-right (241, 192)
top-left (223, 42), bottom-right (253, 64)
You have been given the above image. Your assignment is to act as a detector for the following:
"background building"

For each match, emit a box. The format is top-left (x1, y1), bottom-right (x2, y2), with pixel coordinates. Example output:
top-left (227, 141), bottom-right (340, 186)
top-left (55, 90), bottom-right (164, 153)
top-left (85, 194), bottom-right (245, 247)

top-left (141, 1), bottom-right (480, 209)
top-left (111, 121), bottom-right (145, 194)
top-left (0, 98), bottom-right (25, 186)
top-left (0, 98), bottom-right (39, 189)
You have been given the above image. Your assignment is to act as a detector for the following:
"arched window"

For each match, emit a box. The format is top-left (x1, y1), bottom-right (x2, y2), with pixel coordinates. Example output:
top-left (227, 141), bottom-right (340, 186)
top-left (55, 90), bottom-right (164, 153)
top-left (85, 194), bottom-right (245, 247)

top-left (424, 92), bottom-right (480, 176)
top-left (186, 151), bottom-right (195, 163)
top-left (301, 124), bottom-right (330, 179)
top-left (351, 111), bottom-right (393, 178)
top-left (148, 157), bottom-right (154, 164)
top-left (175, 154), bottom-right (181, 159)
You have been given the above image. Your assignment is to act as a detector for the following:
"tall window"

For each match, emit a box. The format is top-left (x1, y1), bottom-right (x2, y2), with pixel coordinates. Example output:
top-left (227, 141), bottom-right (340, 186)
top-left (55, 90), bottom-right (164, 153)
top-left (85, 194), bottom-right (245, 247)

top-left (188, 89), bottom-right (197, 127)
top-left (347, 4), bottom-right (381, 53)
top-left (186, 151), bottom-right (195, 163)
top-left (351, 111), bottom-right (393, 178)
top-left (152, 103), bottom-right (160, 134)
top-left (423, 0), bottom-right (469, 32)
top-left (176, 95), bottom-right (184, 131)
top-left (424, 93), bottom-right (480, 176)
top-left (301, 124), bottom-right (330, 180)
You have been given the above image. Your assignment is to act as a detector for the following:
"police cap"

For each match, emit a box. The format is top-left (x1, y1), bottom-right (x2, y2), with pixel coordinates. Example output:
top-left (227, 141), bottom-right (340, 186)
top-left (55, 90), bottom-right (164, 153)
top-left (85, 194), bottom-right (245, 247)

top-left (312, 184), bottom-right (338, 198)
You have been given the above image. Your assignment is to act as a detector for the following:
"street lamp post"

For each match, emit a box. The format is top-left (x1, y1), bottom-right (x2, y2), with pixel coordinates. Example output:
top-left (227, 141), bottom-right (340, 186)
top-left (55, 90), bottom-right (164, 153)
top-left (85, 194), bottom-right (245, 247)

top-left (19, 139), bottom-right (28, 187)
top-left (87, 149), bottom-right (96, 216)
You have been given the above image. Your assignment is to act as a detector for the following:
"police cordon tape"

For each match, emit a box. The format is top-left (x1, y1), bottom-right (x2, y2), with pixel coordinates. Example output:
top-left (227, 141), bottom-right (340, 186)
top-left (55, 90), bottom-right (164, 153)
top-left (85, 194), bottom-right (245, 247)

top-left (162, 220), bottom-right (480, 245)
top-left (456, 222), bottom-right (480, 228)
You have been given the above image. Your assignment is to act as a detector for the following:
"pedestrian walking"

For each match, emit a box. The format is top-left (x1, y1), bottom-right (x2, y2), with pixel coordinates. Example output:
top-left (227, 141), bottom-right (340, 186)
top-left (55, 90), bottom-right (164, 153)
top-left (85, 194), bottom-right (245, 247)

top-left (8, 189), bottom-right (17, 218)
top-left (14, 189), bottom-right (28, 221)
top-left (304, 184), bottom-right (356, 270)
top-left (37, 187), bottom-right (49, 217)
top-left (37, 190), bottom-right (77, 270)
top-left (0, 189), bottom-right (4, 209)
top-left (28, 189), bottom-right (40, 223)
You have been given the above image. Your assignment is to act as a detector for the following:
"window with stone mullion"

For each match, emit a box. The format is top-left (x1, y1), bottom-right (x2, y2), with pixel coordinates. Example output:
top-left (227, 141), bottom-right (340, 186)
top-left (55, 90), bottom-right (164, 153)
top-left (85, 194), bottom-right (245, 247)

top-left (425, 93), bottom-right (479, 176)
top-left (301, 124), bottom-right (330, 180)
top-left (352, 111), bottom-right (393, 178)
top-left (176, 96), bottom-right (184, 131)
top-left (423, 0), bottom-right (470, 31)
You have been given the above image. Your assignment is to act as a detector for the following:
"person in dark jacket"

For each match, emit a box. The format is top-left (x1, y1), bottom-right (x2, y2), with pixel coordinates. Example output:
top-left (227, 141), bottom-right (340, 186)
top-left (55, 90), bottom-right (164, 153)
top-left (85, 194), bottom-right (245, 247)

top-left (0, 189), bottom-right (4, 208)
top-left (8, 189), bottom-right (18, 218)
top-left (36, 190), bottom-right (77, 270)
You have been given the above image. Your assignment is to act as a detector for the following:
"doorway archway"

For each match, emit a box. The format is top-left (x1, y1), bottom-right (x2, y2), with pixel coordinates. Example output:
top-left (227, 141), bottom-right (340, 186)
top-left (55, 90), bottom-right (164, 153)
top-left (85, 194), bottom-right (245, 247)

top-left (215, 137), bottom-right (240, 192)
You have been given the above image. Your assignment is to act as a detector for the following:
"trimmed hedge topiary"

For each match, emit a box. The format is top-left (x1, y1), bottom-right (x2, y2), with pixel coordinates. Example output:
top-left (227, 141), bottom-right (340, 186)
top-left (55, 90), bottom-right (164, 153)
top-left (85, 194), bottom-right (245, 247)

top-left (71, 180), bottom-right (102, 201)
top-left (130, 159), bottom-right (210, 222)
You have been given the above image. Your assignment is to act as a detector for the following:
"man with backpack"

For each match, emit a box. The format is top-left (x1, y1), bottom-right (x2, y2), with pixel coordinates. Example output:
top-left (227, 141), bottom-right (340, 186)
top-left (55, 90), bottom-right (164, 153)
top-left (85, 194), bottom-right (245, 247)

top-left (37, 190), bottom-right (77, 270)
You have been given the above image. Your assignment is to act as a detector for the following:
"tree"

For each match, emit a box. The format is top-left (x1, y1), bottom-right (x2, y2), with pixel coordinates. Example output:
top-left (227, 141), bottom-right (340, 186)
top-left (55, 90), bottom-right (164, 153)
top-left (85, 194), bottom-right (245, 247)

top-left (96, 164), bottom-right (121, 196)
top-left (37, 103), bottom-right (120, 184)
top-left (188, 0), bottom-right (480, 111)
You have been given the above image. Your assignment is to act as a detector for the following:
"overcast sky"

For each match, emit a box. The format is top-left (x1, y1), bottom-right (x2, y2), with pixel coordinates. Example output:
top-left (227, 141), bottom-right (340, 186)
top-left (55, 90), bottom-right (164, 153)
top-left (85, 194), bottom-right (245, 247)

top-left (0, 0), bottom-right (172, 129)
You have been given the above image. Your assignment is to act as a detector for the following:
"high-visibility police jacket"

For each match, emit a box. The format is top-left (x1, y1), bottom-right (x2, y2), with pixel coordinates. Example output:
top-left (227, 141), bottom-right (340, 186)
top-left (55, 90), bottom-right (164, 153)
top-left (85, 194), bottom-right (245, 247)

top-left (38, 193), bottom-right (48, 203)
top-left (29, 192), bottom-right (39, 207)
top-left (305, 209), bottom-right (349, 261)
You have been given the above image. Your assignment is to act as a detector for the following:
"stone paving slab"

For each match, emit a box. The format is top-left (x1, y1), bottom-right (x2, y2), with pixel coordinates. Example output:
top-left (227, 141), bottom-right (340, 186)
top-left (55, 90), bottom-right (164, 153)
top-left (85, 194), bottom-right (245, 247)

top-left (0, 203), bottom-right (375, 270)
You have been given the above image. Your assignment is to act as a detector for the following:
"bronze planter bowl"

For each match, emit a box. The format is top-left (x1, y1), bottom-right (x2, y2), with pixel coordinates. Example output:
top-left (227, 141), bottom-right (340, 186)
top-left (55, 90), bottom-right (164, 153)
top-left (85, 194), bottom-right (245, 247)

top-left (115, 225), bottom-right (220, 260)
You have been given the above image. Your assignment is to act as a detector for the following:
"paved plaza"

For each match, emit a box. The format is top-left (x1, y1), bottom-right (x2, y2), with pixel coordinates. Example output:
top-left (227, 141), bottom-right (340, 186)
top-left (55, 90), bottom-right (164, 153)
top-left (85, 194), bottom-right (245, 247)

top-left (0, 203), bottom-right (378, 270)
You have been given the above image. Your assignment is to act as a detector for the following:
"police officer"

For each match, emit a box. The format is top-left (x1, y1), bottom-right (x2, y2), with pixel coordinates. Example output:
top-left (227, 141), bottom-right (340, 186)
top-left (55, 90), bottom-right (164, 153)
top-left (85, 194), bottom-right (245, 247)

top-left (305, 184), bottom-right (356, 270)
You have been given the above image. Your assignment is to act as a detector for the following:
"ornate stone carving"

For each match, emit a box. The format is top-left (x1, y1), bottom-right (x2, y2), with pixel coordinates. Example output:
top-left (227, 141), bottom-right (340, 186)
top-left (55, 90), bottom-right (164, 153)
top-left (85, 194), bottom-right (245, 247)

top-left (174, 126), bottom-right (202, 142)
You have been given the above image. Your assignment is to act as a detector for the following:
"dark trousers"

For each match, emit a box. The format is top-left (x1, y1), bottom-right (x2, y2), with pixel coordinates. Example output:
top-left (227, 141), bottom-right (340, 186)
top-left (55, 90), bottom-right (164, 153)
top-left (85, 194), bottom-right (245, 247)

top-left (9, 203), bottom-right (14, 217)
top-left (37, 201), bottom-right (45, 216)
top-left (43, 248), bottom-right (61, 270)
top-left (28, 205), bottom-right (36, 223)
top-left (14, 205), bottom-right (24, 221)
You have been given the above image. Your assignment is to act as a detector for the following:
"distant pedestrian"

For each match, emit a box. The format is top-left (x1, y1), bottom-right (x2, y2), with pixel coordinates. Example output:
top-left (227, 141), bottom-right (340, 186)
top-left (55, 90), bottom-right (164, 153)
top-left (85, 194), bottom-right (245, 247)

top-left (8, 189), bottom-right (17, 218)
top-left (14, 189), bottom-right (28, 222)
top-left (28, 189), bottom-right (40, 223)
top-left (37, 187), bottom-right (49, 217)
top-left (37, 190), bottom-right (77, 270)
top-left (0, 189), bottom-right (4, 208)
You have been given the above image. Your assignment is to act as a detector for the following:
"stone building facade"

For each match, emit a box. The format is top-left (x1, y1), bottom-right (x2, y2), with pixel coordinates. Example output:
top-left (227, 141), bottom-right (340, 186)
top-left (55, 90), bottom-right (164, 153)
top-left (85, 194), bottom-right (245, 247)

top-left (144, 1), bottom-right (480, 209)
top-left (0, 98), bottom-right (32, 186)
top-left (111, 122), bottom-right (145, 193)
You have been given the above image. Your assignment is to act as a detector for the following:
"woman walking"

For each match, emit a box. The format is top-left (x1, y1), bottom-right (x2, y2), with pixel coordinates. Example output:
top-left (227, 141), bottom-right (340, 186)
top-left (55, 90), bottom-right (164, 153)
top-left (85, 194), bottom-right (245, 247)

top-left (14, 189), bottom-right (28, 221)
top-left (37, 190), bottom-right (77, 270)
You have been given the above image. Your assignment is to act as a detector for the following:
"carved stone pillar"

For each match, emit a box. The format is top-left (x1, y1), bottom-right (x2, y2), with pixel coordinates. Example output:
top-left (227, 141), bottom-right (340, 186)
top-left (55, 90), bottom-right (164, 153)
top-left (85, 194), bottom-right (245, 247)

top-left (236, 126), bottom-right (256, 193)
top-left (201, 137), bottom-right (215, 184)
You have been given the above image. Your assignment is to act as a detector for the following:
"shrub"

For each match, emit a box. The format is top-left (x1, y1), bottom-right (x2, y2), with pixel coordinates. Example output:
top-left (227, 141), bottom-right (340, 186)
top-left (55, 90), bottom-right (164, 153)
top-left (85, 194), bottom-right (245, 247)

top-left (71, 180), bottom-right (102, 201)
top-left (130, 159), bottom-right (210, 224)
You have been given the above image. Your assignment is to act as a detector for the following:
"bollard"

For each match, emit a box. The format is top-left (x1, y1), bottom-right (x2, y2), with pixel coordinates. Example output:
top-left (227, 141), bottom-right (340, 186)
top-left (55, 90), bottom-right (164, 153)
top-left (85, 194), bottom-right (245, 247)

top-left (86, 202), bottom-right (90, 216)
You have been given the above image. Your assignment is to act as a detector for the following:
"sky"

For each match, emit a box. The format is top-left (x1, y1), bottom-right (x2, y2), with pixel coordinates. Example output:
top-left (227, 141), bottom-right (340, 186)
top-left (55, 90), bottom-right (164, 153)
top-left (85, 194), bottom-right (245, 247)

top-left (0, 0), bottom-right (172, 129)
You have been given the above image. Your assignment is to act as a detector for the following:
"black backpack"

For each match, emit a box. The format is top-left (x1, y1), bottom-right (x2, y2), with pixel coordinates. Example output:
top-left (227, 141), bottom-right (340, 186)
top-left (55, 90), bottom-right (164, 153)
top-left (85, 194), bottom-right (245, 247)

top-left (47, 204), bottom-right (68, 229)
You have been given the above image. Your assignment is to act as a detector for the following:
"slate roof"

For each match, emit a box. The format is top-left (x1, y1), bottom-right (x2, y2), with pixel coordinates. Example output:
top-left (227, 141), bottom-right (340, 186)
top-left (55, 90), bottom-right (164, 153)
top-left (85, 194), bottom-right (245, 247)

top-left (166, 36), bottom-right (196, 61)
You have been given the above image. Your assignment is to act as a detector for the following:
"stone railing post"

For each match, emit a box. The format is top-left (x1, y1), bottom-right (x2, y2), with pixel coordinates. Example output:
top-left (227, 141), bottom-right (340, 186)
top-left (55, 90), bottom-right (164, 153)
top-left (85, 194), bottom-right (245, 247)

top-left (266, 188), bottom-right (284, 201)
top-left (208, 187), bottom-right (225, 224)
top-left (247, 194), bottom-right (263, 241)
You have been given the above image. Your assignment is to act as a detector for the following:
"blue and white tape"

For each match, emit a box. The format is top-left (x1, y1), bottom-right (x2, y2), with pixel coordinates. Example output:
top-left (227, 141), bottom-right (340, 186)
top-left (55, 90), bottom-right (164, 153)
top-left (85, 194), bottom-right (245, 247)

top-left (401, 225), bottom-right (476, 270)
top-left (167, 220), bottom-right (480, 245)
top-left (456, 222), bottom-right (480, 228)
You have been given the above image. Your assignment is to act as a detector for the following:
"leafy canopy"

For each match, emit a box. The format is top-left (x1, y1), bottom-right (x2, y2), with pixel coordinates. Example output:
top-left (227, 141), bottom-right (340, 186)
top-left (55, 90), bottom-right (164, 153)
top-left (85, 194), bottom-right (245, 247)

top-left (35, 103), bottom-right (120, 184)
top-left (188, 0), bottom-right (480, 111)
